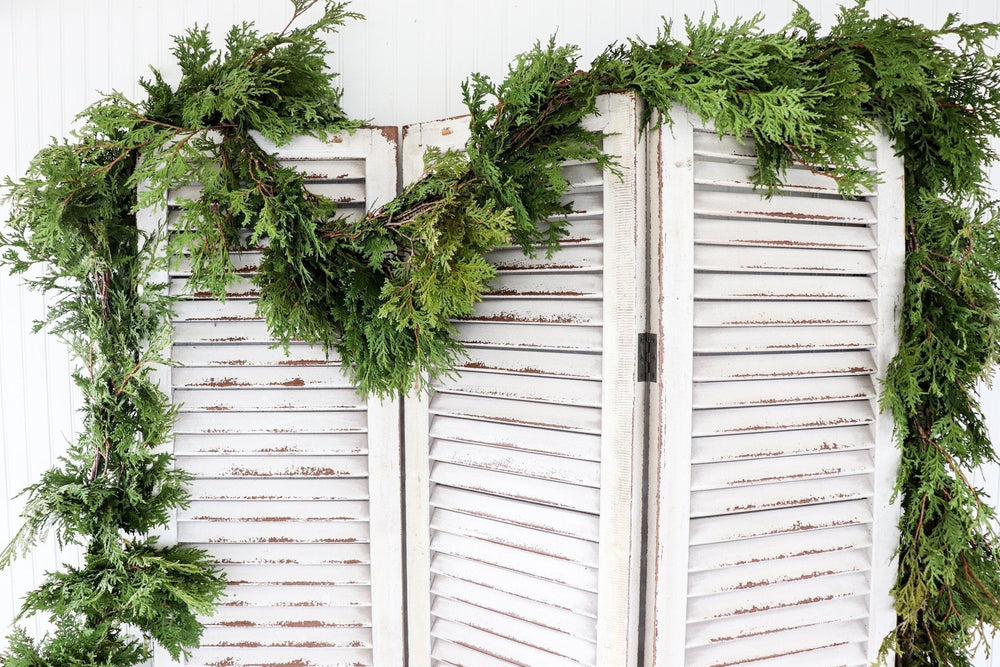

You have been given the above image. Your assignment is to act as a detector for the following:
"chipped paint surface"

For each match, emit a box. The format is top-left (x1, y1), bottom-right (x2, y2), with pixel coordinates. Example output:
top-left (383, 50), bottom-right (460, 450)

top-left (402, 96), bottom-right (646, 667)
top-left (164, 130), bottom-right (404, 667)
top-left (655, 120), bottom-right (903, 667)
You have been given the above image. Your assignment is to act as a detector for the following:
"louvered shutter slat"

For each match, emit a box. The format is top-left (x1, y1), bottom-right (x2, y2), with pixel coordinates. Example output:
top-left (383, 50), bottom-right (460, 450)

top-left (689, 524), bottom-right (873, 573)
top-left (694, 301), bottom-right (877, 327)
top-left (690, 475), bottom-right (874, 517)
top-left (694, 191), bottom-right (876, 223)
top-left (431, 462), bottom-right (601, 513)
top-left (429, 416), bottom-right (602, 459)
top-left (144, 130), bottom-right (404, 666)
top-left (430, 486), bottom-right (600, 540)
top-left (686, 619), bottom-right (869, 667)
top-left (690, 450), bottom-right (874, 488)
top-left (695, 219), bottom-right (876, 248)
top-left (692, 350), bottom-right (876, 381)
top-left (454, 321), bottom-right (604, 352)
top-left (430, 553), bottom-right (598, 616)
top-left (405, 96), bottom-right (645, 666)
top-left (431, 619), bottom-right (585, 667)
top-left (694, 274), bottom-right (876, 300)
top-left (430, 640), bottom-right (514, 667)
top-left (432, 597), bottom-right (597, 664)
top-left (695, 245), bottom-right (878, 274)
top-left (691, 425), bottom-right (875, 463)
top-left (692, 375), bottom-right (875, 408)
top-left (431, 576), bottom-right (598, 641)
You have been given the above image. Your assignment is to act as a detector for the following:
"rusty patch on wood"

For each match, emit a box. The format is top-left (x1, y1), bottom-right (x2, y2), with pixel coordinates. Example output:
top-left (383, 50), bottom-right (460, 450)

top-left (735, 209), bottom-right (864, 222)
top-left (725, 593), bottom-right (836, 617)
top-left (763, 343), bottom-right (866, 350)
top-left (195, 516), bottom-right (295, 522)
top-left (461, 362), bottom-right (569, 378)
top-left (379, 124), bottom-right (399, 145)
top-left (191, 378), bottom-right (246, 388)
top-left (441, 127), bottom-right (454, 136)
top-left (729, 367), bottom-right (872, 379)
top-left (486, 289), bottom-right (587, 297)
top-left (270, 378), bottom-right (306, 387)
top-left (723, 318), bottom-right (858, 326)
top-left (209, 336), bottom-right (248, 342)
top-left (192, 290), bottom-right (256, 299)
top-left (707, 639), bottom-right (847, 665)
top-left (492, 263), bottom-right (584, 271)
top-left (727, 492), bottom-right (854, 512)
top-left (732, 238), bottom-right (863, 248)
top-left (457, 313), bottom-right (581, 324)
top-left (234, 265), bottom-right (259, 274)
top-left (726, 568), bottom-right (840, 591)
top-left (227, 466), bottom-right (350, 477)
top-left (764, 518), bottom-right (859, 536)
top-left (728, 468), bottom-right (845, 485)
top-left (721, 416), bottom-right (866, 433)
top-left (277, 359), bottom-right (330, 366)
top-left (205, 406), bottom-right (232, 411)
top-left (731, 292), bottom-right (849, 298)
top-left (724, 391), bottom-right (868, 406)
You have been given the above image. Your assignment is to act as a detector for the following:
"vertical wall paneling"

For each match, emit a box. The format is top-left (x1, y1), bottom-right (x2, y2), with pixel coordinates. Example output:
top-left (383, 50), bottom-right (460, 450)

top-left (647, 111), bottom-right (904, 667)
top-left (142, 128), bottom-right (404, 667)
top-left (403, 92), bottom-right (648, 666)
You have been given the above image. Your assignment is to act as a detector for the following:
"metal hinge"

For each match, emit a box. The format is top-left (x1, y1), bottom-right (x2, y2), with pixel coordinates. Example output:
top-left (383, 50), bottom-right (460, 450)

top-left (637, 332), bottom-right (657, 383)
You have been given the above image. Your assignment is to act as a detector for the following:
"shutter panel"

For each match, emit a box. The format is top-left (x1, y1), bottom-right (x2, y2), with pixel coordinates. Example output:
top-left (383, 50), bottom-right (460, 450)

top-left (142, 128), bottom-right (405, 666)
top-left (645, 110), bottom-right (904, 666)
top-left (403, 93), bottom-right (648, 666)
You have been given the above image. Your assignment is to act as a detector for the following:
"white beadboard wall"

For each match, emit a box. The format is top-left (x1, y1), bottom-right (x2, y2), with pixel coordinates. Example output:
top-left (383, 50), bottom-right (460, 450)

top-left (1, 0), bottom-right (998, 663)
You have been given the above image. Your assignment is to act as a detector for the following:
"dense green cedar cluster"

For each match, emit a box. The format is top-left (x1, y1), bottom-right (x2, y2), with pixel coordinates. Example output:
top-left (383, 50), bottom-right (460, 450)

top-left (2, 0), bottom-right (1000, 664)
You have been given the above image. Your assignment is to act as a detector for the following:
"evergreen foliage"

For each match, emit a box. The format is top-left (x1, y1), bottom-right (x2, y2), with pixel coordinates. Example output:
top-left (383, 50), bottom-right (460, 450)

top-left (2, 0), bottom-right (1000, 664)
top-left (0, 1), bottom-right (360, 663)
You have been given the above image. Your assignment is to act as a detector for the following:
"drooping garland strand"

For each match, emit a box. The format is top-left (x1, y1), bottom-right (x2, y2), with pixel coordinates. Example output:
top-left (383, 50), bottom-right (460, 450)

top-left (1, 0), bottom-right (999, 664)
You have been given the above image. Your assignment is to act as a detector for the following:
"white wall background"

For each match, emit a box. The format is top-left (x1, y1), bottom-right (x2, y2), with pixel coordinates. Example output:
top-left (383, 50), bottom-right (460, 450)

top-left (1, 0), bottom-right (999, 663)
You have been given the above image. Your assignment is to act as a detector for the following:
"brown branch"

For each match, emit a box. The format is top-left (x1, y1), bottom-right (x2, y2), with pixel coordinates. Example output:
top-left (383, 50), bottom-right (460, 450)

top-left (913, 492), bottom-right (928, 550)
top-left (915, 420), bottom-right (983, 513)
top-left (781, 141), bottom-right (847, 184)
top-left (919, 262), bottom-right (968, 302)
top-left (962, 552), bottom-right (998, 604)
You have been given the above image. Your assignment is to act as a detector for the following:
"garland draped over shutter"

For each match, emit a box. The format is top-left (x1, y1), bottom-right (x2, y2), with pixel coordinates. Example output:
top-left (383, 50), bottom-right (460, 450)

top-left (142, 129), bottom-right (406, 667)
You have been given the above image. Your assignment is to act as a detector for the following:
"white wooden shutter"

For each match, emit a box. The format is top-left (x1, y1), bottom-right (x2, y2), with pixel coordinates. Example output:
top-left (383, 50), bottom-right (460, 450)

top-left (645, 110), bottom-right (904, 666)
top-left (402, 93), bottom-right (648, 666)
top-left (141, 128), bottom-right (405, 667)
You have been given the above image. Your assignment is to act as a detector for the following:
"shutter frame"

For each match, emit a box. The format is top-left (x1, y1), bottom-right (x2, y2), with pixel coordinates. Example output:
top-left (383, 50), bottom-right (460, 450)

top-left (403, 93), bottom-right (648, 667)
top-left (145, 127), bottom-right (405, 667)
top-left (645, 110), bottom-right (904, 666)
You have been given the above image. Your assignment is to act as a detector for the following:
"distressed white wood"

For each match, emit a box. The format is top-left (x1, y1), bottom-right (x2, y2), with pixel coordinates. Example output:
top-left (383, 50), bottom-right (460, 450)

top-left (867, 126), bottom-right (907, 665)
top-left (150, 128), bottom-right (403, 667)
top-left (644, 105), bottom-right (697, 667)
top-left (403, 94), bottom-right (646, 666)
top-left (647, 110), bottom-right (904, 666)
